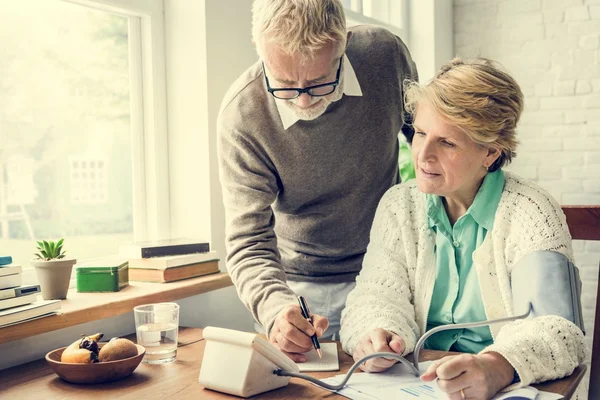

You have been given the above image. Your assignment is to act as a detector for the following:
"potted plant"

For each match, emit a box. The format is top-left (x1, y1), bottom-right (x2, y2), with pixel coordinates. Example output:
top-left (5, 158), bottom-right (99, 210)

top-left (31, 239), bottom-right (76, 300)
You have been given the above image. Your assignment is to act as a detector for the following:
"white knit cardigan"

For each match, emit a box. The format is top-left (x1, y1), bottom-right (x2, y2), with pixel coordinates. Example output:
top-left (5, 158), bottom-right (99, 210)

top-left (340, 171), bottom-right (587, 389)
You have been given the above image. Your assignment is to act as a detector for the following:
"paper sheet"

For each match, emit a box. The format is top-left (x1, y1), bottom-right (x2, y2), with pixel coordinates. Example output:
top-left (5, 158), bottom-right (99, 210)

top-left (494, 387), bottom-right (540, 399)
top-left (317, 361), bottom-right (564, 400)
top-left (297, 342), bottom-right (340, 372)
top-left (536, 392), bottom-right (564, 400)
top-left (324, 361), bottom-right (447, 399)
top-left (494, 388), bottom-right (563, 400)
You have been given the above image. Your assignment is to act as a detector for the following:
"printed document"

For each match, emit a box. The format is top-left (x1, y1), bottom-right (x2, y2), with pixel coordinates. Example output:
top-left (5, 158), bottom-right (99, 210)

top-left (318, 361), bottom-right (563, 400)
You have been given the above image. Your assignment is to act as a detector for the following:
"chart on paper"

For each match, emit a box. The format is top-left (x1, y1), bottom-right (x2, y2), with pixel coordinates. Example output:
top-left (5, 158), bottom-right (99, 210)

top-left (319, 361), bottom-right (448, 399)
top-left (399, 383), bottom-right (440, 398)
top-left (317, 361), bottom-right (563, 400)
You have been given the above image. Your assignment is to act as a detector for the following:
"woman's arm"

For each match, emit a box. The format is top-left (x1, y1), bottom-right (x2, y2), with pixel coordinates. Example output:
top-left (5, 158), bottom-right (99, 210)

top-left (482, 251), bottom-right (587, 388)
top-left (481, 315), bottom-right (586, 388)
top-left (340, 188), bottom-right (420, 356)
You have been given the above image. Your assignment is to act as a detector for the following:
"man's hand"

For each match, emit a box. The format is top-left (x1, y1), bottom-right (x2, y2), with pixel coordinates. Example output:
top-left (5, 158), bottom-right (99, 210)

top-left (420, 352), bottom-right (515, 400)
top-left (353, 328), bottom-right (406, 373)
top-left (269, 304), bottom-right (328, 363)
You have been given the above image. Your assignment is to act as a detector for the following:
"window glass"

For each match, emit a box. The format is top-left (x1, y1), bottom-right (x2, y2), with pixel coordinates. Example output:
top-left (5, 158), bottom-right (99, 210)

top-left (0, 0), bottom-right (133, 270)
top-left (343, 0), bottom-right (406, 30)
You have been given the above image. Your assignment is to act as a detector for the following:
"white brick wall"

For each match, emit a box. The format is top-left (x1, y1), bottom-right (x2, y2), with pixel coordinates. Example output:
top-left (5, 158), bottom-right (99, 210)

top-left (454, 0), bottom-right (600, 395)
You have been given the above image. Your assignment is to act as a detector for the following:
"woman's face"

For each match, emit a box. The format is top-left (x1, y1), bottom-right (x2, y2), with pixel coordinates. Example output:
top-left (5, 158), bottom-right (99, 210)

top-left (411, 103), bottom-right (499, 200)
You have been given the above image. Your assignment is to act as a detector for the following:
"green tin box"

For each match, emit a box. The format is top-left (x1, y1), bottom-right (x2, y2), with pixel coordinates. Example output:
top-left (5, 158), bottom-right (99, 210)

top-left (76, 258), bottom-right (129, 292)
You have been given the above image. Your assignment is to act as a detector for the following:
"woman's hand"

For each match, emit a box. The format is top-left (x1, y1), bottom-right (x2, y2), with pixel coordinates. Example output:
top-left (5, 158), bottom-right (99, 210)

top-left (269, 304), bottom-right (328, 363)
top-left (421, 352), bottom-right (515, 400)
top-left (353, 328), bottom-right (406, 373)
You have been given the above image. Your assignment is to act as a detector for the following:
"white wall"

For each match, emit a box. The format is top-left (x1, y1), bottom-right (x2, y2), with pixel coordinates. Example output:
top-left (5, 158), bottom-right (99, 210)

top-left (204, 0), bottom-right (258, 286)
top-left (454, 0), bottom-right (600, 392)
top-left (163, 0), bottom-right (257, 331)
top-left (408, 0), bottom-right (454, 83)
top-left (166, 0), bottom-right (212, 243)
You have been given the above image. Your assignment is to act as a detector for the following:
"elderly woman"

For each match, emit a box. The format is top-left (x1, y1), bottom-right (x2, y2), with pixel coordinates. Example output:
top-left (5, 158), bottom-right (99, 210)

top-left (339, 58), bottom-right (587, 400)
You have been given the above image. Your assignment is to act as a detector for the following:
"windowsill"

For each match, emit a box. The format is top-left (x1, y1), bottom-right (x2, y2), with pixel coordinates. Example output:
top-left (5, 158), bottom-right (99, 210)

top-left (0, 272), bottom-right (232, 345)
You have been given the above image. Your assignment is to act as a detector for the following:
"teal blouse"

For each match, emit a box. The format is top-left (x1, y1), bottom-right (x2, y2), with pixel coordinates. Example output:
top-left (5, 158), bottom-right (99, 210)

top-left (425, 170), bottom-right (505, 353)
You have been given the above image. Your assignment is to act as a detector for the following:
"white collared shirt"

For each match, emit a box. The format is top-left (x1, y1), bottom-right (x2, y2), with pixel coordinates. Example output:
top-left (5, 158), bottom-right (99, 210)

top-left (273, 54), bottom-right (363, 130)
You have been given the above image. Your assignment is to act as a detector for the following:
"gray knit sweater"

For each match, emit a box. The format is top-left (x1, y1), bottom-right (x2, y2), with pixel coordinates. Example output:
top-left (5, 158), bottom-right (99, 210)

top-left (217, 25), bottom-right (418, 333)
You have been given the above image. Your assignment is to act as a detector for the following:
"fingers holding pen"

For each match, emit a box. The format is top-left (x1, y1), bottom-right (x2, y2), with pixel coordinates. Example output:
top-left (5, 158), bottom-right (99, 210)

top-left (279, 306), bottom-right (315, 346)
top-left (270, 304), bottom-right (330, 355)
top-left (284, 305), bottom-right (320, 337)
top-left (311, 314), bottom-right (329, 337)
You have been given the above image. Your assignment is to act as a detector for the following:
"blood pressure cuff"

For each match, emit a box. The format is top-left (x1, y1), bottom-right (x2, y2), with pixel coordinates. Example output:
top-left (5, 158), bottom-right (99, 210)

top-left (511, 250), bottom-right (585, 333)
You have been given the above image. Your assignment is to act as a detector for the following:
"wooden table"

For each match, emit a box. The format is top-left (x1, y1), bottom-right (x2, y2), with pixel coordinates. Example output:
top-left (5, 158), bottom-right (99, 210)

top-left (0, 327), bottom-right (586, 399)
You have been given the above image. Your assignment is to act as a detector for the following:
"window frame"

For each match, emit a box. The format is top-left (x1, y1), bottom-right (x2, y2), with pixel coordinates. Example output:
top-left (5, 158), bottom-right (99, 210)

top-left (345, 0), bottom-right (454, 86)
top-left (9, 0), bottom-right (170, 283)
top-left (344, 1), bottom-right (409, 41)
top-left (65, 0), bottom-right (171, 242)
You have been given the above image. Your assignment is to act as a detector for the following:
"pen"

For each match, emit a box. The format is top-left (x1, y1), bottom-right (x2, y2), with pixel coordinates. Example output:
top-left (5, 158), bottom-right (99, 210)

top-left (297, 295), bottom-right (322, 359)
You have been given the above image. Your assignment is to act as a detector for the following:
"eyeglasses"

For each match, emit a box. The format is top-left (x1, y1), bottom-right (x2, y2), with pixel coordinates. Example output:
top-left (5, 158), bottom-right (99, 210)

top-left (262, 57), bottom-right (343, 100)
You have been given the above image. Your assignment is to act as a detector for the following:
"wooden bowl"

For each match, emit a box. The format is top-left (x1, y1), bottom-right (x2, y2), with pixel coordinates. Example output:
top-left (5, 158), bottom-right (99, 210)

top-left (45, 343), bottom-right (145, 384)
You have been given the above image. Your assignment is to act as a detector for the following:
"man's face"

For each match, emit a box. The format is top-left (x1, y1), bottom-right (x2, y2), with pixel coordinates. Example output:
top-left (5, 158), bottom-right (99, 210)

top-left (262, 41), bottom-right (344, 121)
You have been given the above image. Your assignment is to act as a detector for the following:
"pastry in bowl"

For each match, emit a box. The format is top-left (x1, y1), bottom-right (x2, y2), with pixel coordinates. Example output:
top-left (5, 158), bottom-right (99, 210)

top-left (46, 334), bottom-right (145, 384)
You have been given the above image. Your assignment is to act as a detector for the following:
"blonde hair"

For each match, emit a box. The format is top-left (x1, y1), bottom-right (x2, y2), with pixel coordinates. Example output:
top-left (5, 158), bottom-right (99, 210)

top-left (404, 57), bottom-right (524, 171)
top-left (252, 0), bottom-right (347, 60)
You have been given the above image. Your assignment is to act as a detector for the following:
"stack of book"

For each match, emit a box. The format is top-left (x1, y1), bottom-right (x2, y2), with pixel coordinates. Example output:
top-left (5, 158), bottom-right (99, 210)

top-left (119, 238), bottom-right (219, 283)
top-left (0, 256), bottom-right (61, 327)
top-left (0, 256), bottom-right (22, 294)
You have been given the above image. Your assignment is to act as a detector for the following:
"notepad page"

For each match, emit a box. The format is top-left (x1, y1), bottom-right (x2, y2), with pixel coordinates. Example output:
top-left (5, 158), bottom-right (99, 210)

top-left (297, 342), bottom-right (339, 372)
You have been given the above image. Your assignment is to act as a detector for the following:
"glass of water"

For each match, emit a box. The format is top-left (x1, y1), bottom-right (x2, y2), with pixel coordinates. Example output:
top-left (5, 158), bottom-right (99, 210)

top-left (134, 302), bottom-right (180, 364)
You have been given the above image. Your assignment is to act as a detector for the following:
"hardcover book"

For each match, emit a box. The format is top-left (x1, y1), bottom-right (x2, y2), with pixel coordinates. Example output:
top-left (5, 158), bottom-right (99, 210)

top-left (129, 260), bottom-right (219, 283)
top-left (0, 256), bottom-right (13, 266)
top-left (119, 238), bottom-right (210, 259)
top-left (0, 299), bottom-right (61, 327)
top-left (0, 264), bottom-right (22, 277)
top-left (0, 273), bottom-right (22, 291)
top-left (128, 251), bottom-right (218, 269)
top-left (0, 293), bottom-right (39, 311)
top-left (0, 285), bottom-right (41, 301)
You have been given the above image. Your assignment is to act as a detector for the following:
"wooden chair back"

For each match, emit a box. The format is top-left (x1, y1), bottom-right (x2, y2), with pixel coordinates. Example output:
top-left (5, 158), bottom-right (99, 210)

top-left (561, 205), bottom-right (600, 398)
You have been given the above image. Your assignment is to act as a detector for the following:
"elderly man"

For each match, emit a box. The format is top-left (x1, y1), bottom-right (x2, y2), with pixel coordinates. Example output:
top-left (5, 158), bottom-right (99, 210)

top-left (217, 0), bottom-right (418, 362)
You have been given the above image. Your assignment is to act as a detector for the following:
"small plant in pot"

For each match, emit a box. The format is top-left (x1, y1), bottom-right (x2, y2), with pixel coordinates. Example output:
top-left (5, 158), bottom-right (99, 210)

top-left (31, 239), bottom-right (77, 300)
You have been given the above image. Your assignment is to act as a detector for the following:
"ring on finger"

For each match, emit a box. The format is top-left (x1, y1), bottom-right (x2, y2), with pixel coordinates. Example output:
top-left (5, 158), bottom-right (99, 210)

top-left (460, 389), bottom-right (465, 399)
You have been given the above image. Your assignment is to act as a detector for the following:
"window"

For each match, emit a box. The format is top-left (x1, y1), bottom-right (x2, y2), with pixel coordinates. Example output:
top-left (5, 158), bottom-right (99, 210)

top-left (0, 0), bottom-right (168, 276)
top-left (343, 0), bottom-right (408, 38)
top-left (342, 0), bottom-right (414, 178)
top-left (70, 158), bottom-right (108, 204)
top-left (344, 1), bottom-right (454, 83)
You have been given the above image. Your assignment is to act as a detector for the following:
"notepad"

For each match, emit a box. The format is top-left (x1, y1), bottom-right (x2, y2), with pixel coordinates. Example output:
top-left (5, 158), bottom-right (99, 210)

top-left (297, 342), bottom-right (339, 372)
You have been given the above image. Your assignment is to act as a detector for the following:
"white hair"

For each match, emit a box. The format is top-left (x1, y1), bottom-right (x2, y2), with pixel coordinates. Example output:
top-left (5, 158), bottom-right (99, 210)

top-left (252, 0), bottom-right (347, 59)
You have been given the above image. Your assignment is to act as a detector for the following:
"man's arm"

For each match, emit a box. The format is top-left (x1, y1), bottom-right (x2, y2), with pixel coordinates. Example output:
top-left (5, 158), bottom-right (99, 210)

top-left (217, 120), bottom-right (297, 335)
